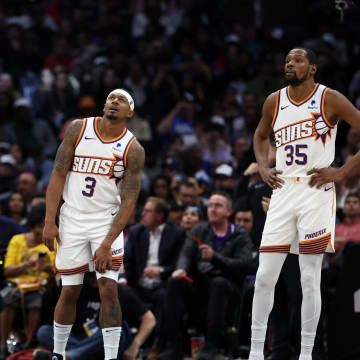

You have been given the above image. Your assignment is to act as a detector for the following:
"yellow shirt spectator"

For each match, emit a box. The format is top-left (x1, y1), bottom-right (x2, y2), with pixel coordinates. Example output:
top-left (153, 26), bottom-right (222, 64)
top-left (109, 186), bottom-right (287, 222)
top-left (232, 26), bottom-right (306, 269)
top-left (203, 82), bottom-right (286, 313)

top-left (5, 233), bottom-right (56, 284)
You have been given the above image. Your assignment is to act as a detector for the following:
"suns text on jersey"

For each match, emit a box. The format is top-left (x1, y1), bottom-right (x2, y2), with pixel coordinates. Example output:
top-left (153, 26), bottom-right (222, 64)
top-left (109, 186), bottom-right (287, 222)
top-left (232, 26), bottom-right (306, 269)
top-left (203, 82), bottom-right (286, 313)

top-left (274, 120), bottom-right (315, 147)
top-left (71, 156), bottom-right (114, 175)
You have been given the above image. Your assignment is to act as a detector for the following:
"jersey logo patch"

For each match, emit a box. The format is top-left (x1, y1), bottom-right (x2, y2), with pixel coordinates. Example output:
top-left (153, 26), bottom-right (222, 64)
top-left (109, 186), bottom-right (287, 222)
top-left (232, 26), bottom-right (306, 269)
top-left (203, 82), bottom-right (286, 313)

top-left (274, 112), bottom-right (331, 148)
top-left (70, 154), bottom-right (124, 185)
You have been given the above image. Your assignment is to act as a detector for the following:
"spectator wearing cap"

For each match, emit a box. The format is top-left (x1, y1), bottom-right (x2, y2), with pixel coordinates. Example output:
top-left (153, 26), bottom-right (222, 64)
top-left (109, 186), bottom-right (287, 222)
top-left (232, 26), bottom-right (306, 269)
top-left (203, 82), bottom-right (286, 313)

top-left (3, 97), bottom-right (57, 159)
top-left (213, 163), bottom-right (237, 197)
top-left (158, 191), bottom-right (256, 360)
top-left (202, 116), bottom-right (233, 169)
top-left (0, 154), bottom-right (17, 212)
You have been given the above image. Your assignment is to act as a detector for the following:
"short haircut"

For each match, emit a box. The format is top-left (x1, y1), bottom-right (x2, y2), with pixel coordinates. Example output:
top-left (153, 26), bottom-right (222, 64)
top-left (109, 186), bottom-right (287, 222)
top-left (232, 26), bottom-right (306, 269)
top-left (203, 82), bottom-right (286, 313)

top-left (179, 180), bottom-right (195, 190)
top-left (27, 201), bottom-right (46, 229)
top-left (147, 196), bottom-right (170, 220)
top-left (346, 193), bottom-right (360, 202)
top-left (210, 190), bottom-right (232, 209)
top-left (291, 47), bottom-right (318, 65)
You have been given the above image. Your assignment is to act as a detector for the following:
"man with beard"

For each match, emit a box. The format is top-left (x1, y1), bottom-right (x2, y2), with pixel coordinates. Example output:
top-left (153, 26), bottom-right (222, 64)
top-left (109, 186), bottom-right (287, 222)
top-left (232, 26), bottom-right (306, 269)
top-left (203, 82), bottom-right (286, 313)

top-left (248, 47), bottom-right (360, 360)
top-left (43, 89), bottom-right (145, 360)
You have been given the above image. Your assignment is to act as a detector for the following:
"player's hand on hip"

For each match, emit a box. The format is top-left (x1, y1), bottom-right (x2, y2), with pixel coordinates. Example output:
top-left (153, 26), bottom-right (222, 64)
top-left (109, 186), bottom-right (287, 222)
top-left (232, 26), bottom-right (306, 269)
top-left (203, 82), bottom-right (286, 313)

top-left (307, 167), bottom-right (340, 188)
top-left (94, 245), bottom-right (112, 273)
top-left (43, 222), bottom-right (60, 251)
top-left (259, 167), bottom-right (284, 189)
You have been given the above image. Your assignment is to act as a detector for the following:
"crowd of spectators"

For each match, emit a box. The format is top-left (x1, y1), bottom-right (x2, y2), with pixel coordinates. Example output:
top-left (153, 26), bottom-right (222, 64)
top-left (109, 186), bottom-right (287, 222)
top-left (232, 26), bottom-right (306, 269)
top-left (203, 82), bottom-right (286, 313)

top-left (0, 0), bottom-right (359, 359)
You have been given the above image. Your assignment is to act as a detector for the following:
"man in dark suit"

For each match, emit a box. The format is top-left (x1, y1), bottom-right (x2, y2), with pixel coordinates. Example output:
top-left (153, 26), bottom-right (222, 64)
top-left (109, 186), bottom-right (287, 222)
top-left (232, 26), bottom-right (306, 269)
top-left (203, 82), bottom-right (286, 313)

top-left (123, 196), bottom-right (185, 347)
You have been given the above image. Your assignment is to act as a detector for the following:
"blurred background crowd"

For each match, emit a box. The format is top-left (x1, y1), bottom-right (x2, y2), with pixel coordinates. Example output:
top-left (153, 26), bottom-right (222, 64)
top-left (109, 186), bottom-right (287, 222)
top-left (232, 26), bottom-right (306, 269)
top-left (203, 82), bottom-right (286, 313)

top-left (0, 0), bottom-right (360, 359)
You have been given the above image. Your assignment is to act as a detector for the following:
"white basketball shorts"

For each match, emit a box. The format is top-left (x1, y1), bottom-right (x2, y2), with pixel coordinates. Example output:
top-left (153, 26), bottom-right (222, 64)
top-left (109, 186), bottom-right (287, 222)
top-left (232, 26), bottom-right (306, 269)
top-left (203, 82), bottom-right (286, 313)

top-left (260, 177), bottom-right (335, 255)
top-left (57, 203), bottom-right (124, 285)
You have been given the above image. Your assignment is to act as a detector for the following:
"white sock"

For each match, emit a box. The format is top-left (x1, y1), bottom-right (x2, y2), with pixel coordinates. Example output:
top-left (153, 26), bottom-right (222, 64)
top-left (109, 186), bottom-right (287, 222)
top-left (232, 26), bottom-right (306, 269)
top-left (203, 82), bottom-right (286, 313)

top-left (102, 326), bottom-right (122, 360)
top-left (53, 321), bottom-right (72, 357)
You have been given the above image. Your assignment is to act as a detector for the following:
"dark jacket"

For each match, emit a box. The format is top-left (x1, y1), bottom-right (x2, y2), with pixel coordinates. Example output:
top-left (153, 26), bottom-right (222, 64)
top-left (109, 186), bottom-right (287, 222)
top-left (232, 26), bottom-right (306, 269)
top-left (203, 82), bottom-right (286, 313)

top-left (124, 222), bottom-right (185, 286)
top-left (176, 222), bottom-right (257, 285)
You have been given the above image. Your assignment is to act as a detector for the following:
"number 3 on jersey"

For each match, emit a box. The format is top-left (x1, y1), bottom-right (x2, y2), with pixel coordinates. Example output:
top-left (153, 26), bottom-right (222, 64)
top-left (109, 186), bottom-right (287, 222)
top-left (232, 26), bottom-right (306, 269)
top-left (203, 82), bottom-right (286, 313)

top-left (284, 144), bottom-right (307, 165)
top-left (82, 177), bottom-right (96, 197)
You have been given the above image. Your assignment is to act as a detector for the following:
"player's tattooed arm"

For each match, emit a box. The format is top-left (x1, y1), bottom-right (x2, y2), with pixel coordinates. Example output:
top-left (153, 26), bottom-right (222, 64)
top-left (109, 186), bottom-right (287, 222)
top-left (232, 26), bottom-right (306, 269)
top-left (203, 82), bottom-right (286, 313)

top-left (43, 119), bottom-right (84, 250)
top-left (103, 140), bottom-right (145, 247)
top-left (54, 119), bottom-right (84, 175)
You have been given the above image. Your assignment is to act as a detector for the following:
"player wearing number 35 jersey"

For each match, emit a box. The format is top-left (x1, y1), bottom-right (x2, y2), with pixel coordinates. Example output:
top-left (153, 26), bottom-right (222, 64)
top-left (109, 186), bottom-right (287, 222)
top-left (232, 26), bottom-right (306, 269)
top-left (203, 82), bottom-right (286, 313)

top-left (248, 48), bottom-right (360, 360)
top-left (43, 89), bottom-right (144, 360)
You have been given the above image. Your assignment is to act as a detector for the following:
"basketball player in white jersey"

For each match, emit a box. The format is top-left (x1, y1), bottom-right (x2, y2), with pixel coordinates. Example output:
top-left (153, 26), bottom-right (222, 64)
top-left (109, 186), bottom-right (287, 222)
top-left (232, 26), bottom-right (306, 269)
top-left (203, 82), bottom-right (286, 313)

top-left (248, 48), bottom-right (360, 360)
top-left (43, 89), bottom-right (145, 360)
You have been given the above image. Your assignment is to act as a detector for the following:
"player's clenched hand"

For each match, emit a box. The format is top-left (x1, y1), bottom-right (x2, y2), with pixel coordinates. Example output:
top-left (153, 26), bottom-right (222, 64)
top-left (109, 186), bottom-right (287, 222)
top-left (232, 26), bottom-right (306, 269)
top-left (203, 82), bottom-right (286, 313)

top-left (43, 222), bottom-right (60, 251)
top-left (307, 167), bottom-right (341, 188)
top-left (94, 245), bottom-right (112, 273)
top-left (259, 167), bottom-right (284, 190)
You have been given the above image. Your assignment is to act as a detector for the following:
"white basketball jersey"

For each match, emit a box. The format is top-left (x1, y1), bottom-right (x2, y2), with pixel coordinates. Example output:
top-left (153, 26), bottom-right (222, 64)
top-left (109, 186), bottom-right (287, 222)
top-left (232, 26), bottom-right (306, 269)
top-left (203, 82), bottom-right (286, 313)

top-left (62, 117), bottom-right (136, 213)
top-left (273, 83), bottom-right (337, 177)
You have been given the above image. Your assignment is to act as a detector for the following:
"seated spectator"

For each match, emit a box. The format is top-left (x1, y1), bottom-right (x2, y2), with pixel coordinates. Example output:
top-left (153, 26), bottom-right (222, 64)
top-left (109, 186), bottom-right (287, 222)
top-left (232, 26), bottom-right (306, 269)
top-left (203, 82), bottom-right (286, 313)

top-left (3, 192), bottom-right (26, 226)
top-left (335, 193), bottom-right (360, 253)
top-left (213, 163), bottom-right (237, 197)
top-left (336, 154), bottom-right (360, 210)
top-left (234, 207), bottom-right (254, 234)
top-left (0, 154), bottom-right (17, 213)
top-left (180, 206), bottom-right (203, 235)
top-left (16, 172), bottom-right (38, 212)
top-left (0, 202), bottom-right (55, 358)
top-left (167, 201), bottom-right (185, 226)
top-left (202, 116), bottom-right (233, 168)
top-left (151, 175), bottom-right (172, 202)
top-left (124, 197), bottom-right (185, 349)
top-left (158, 191), bottom-right (256, 360)
top-left (34, 272), bottom-right (156, 360)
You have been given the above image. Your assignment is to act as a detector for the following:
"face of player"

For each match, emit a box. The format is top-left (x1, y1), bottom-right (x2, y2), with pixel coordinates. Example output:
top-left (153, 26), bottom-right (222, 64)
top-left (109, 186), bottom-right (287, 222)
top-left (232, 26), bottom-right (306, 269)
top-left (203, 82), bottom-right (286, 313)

top-left (234, 211), bottom-right (253, 232)
top-left (284, 49), bottom-right (316, 86)
top-left (207, 194), bottom-right (232, 226)
top-left (103, 92), bottom-right (133, 121)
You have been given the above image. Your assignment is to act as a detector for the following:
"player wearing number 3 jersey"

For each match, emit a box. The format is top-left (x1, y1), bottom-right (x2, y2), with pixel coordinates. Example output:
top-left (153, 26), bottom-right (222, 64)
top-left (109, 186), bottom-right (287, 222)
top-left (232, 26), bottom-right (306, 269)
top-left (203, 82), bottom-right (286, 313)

top-left (248, 48), bottom-right (360, 360)
top-left (43, 89), bottom-right (144, 360)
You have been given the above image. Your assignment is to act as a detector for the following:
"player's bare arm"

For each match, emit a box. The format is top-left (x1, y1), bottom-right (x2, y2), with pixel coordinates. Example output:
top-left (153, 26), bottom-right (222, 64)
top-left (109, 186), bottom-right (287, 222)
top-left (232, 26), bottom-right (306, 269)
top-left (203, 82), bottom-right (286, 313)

top-left (43, 119), bottom-right (84, 250)
top-left (308, 89), bottom-right (360, 188)
top-left (254, 92), bottom-right (284, 189)
top-left (94, 140), bottom-right (145, 273)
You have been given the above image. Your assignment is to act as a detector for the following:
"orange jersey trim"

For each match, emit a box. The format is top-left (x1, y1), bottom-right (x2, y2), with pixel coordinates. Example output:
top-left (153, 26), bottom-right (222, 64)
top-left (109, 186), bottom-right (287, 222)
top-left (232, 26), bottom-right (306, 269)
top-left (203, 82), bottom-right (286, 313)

top-left (299, 233), bottom-right (331, 254)
top-left (271, 90), bottom-right (280, 127)
top-left (94, 117), bottom-right (127, 143)
top-left (124, 137), bottom-right (136, 168)
top-left (320, 88), bottom-right (334, 129)
top-left (75, 118), bottom-right (86, 148)
top-left (286, 83), bottom-right (319, 106)
top-left (56, 263), bottom-right (89, 275)
top-left (259, 244), bottom-right (291, 253)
